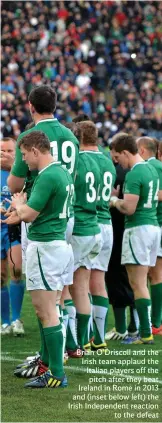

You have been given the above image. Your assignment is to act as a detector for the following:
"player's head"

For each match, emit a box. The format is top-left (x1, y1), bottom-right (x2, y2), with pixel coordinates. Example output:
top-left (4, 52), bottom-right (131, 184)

top-left (28, 85), bottom-right (57, 118)
top-left (18, 131), bottom-right (50, 170)
top-left (63, 122), bottom-right (82, 143)
top-left (0, 137), bottom-right (16, 170)
top-left (111, 133), bottom-right (138, 169)
top-left (137, 136), bottom-right (159, 160)
top-left (158, 141), bottom-right (162, 162)
top-left (72, 114), bottom-right (90, 123)
top-left (76, 121), bottom-right (98, 146)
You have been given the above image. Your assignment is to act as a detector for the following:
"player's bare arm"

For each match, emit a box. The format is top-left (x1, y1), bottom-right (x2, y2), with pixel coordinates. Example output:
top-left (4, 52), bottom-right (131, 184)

top-left (110, 193), bottom-right (139, 215)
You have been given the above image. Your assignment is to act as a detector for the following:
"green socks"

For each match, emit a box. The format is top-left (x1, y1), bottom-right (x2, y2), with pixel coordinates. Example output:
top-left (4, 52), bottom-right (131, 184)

top-left (65, 299), bottom-right (78, 351)
top-left (92, 295), bottom-right (109, 344)
top-left (113, 306), bottom-right (127, 334)
top-left (84, 294), bottom-right (93, 346)
top-left (62, 308), bottom-right (69, 331)
top-left (43, 324), bottom-right (64, 378)
top-left (128, 306), bottom-right (139, 334)
top-left (135, 298), bottom-right (152, 338)
top-left (76, 313), bottom-right (91, 349)
top-left (151, 283), bottom-right (162, 328)
top-left (37, 318), bottom-right (49, 366)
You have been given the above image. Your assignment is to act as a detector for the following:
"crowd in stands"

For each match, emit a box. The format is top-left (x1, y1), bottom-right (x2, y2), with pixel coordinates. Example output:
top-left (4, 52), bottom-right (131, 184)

top-left (1, 0), bottom-right (162, 146)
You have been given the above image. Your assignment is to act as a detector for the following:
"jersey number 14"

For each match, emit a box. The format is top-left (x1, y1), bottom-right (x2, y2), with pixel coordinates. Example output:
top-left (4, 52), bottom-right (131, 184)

top-left (144, 179), bottom-right (159, 208)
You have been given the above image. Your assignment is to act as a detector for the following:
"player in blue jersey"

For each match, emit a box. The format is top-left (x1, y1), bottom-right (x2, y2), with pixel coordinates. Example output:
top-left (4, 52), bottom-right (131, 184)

top-left (1, 138), bottom-right (25, 335)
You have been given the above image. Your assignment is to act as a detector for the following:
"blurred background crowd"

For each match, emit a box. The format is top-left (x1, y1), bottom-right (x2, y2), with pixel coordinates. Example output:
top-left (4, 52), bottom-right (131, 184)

top-left (1, 0), bottom-right (162, 147)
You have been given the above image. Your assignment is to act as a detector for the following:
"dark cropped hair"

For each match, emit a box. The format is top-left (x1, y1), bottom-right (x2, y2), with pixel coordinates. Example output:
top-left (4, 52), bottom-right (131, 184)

top-left (28, 85), bottom-right (57, 114)
top-left (111, 133), bottom-right (138, 155)
top-left (18, 131), bottom-right (50, 153)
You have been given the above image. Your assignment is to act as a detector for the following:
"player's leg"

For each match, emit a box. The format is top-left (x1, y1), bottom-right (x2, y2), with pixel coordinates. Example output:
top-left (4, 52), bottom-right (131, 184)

top-left (17, 240), bottom-right (70, 387)
top-left (7, 238), bottom-right (25, 335)
top-left (1, 229), bottom-right (11, 334)
top-left (121, 226), bottom-right (156, 344)
top-left (90, 269), bottom-right (108, 348)
top-left (60, 216), bottom-right (79, 355)
top-left (126, 264), bottom-right (152, 341)
top-left (1, 256), bottom-right (11, 334)
top-left (127, 305), bottom-right (139, 336)
top-left (149, 228), bottom-right (162, 335)
top-left (70, 266), bottom-right (91, 349)
top-left (70, 233), bottom-right (102, 349)
top-left (62, 287), bottom-right (79, 355)
top-left (90, 224), bottom-right (112, 348)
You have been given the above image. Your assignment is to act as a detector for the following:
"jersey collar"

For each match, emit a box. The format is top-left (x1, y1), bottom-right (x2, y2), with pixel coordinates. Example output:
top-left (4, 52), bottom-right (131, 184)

top-left (39, 161), bottom-right (61, 174)
top-left (36, 118), bottom-right (57, 125)
top-left (147, 157), bottom-right (156, 162)
top-left (131, 161), bottom-right (146, 171)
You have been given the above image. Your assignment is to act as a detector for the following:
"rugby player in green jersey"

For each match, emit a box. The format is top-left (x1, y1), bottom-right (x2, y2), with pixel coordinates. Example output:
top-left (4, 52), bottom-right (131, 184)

top-left (77, 121), bottom-right (116, 350)
top-left (8, 131), bottom-right (74, 388)
top-left (110, 133), bottom-right (161, 344)
top-left (69, 126), bottom-right (102, 350)
top-left (137, 137), bottom-right (162, 335)
top-left (7, 85), bottom-right (79, 271)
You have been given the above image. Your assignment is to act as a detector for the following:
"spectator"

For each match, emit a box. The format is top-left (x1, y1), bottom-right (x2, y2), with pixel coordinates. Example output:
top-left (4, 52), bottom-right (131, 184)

top-left (1, 1), bottom-right (162, 142)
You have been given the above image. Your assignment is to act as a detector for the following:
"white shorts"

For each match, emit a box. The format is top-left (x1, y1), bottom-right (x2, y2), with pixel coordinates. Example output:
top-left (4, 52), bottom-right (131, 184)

top-left (121, 225), bottom-right (161, 266)
top-left (157, 226), bottom-right (162, 258)
top-left (26, 240), bottom-right (74, 291)
top-left (91, 223), bottom-right (113, 271)
top-left (71, 233), bottom-right (102, 271)
top-left (66, 217), bottom-right (74, 244)
top-left (21, 221), bottom-right (31, 274)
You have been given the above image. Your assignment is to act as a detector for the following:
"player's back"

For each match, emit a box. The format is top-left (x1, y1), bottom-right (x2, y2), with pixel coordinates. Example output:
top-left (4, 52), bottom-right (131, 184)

top-left (147, 157), bottom-right (162, 226)
top-left (73, 151), bottom-right (101, 236)
top-left (11, 118), bottom-right (79, 198)
top-left (27, 163), bottom-right (73, 242)
top-left (125, 162), bottom-right (159, 228)
top-left (90, 152), bottom-right (116, 224)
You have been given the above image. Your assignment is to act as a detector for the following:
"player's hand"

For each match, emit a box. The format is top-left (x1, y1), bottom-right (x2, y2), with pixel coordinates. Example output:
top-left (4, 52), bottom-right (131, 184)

top-left (1, 210), bottom-right (21, 225)
top-left (111, 185), bottom-right (120, 198)
top-left (5, 191), bottom-right (27, 208)
top-left (109, 196), bottom-right (118, 208)
top-left (0, 206), bottom-right (6, 214)
top-left (0, 151), bottom-right (15, 170)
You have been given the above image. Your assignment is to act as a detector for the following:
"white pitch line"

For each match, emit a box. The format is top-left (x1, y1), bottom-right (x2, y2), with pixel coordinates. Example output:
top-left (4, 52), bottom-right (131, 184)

top-left (1, 354), bottom-right (162, 384)
top-left (64, 365), bottom-right (162, 385)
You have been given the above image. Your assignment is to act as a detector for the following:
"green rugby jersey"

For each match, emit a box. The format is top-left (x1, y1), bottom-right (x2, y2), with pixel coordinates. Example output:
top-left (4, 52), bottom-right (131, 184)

top-left (124, 162), bottom-right (159, 229)
top-left (89, 151), bottom-right (116, 224)
top-left (147, 157), bottom-right (162, 226)
top-left (73, 151), bottom-right (101, 236)
top-left (27, 162), bottom-right (73, 242)
top-left (11, 118), bottom-right (79, 201)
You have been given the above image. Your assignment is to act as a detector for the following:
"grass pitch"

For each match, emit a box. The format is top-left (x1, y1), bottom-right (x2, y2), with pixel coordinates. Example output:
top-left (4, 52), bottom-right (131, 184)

top-left (1, 292), bottom-right (162, 423)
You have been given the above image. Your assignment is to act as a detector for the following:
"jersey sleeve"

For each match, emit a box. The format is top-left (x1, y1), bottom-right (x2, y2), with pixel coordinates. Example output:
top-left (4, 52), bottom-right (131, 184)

top-left (27, 173), bottom-right (54, 212)
top-left (124, 170), bottom-right (141, 196)
top-left (11, 140), bottom-right (29, 177)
